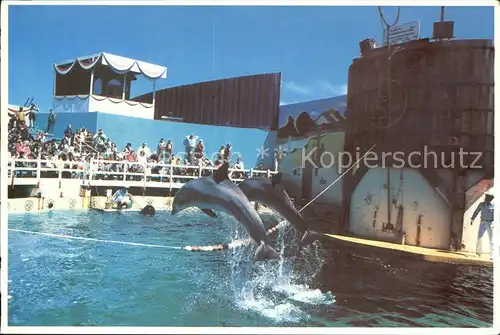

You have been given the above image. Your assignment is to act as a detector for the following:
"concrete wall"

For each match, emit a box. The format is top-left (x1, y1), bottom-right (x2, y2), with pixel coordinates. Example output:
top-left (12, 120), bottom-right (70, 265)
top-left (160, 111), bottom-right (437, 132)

top-left (96, 112), bottom-right (277, 168)
top-left (348, 167), bottom-right (452, 249)
top-left (278, 132), bottom-right (345, 204)
top-left (6, 196), bottom-right (173, 214)
top-left (7, 196), bottom-right (275, 216)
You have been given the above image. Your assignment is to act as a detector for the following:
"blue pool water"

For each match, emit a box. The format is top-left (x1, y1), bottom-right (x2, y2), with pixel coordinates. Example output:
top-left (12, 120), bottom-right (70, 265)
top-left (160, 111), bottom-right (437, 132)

top-left (8, 210), bottom-right (493, 327)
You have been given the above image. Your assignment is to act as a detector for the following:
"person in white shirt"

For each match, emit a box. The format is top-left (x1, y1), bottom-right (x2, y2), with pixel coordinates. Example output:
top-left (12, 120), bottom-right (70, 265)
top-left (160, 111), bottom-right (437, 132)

top-left (137, 142), bottom-right (151, 157)
top-left (233, 157), bottom-right (244, 178)
top-left (137, 150), bottom-right (148, 165)
top-left (471, 191), bottom-right (494, 260)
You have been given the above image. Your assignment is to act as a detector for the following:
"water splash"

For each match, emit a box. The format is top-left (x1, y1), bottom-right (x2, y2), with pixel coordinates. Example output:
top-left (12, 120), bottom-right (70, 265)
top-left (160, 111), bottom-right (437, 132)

top-left (226, 218), bottom-right (335, 323)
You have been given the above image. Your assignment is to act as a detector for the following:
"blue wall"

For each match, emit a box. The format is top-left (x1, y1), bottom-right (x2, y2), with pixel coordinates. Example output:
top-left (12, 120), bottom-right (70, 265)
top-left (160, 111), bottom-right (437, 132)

top-left (36, 112), bottom-right (98, 137)
top-left (96, 113), bottom-right (277, 168)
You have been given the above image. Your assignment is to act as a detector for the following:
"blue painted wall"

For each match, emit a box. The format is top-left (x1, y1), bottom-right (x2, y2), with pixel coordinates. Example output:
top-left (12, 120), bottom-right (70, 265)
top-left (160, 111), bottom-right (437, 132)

top-left (96, 113), bottom-right (276, 168)
top-left (36, 112), bottom-right (98, 137)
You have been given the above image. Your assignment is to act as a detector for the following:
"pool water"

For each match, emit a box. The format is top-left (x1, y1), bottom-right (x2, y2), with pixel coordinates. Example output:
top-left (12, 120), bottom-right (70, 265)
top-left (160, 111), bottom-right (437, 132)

top-left (7, 210), bottom-right (493, 327)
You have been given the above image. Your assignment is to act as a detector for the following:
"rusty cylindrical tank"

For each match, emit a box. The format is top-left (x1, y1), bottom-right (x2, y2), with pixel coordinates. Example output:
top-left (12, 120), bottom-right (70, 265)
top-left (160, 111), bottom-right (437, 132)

top-left (340, 39), bottom-right (494, 242)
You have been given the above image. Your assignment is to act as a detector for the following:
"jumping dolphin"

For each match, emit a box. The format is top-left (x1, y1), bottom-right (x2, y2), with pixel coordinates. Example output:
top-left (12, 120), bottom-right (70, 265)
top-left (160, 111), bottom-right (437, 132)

top-left (200, 173), bottom-right (321, 245)
top-left (171, 162), bottom-right (280, 262)
top-left (238, 173), bottom-right (321, 245)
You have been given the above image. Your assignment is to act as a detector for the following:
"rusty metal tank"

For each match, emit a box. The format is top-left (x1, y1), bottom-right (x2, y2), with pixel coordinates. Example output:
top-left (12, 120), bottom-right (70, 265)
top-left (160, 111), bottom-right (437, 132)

top-left (340, 38), bottom-right (494, 238)
top-left (345, 38), bottom-right (493, 165)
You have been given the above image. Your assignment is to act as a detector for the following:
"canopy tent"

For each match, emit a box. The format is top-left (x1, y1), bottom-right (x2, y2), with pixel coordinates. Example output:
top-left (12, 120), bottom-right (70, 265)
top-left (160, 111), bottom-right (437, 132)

top-left (54, 52), bottom-right (168, 80)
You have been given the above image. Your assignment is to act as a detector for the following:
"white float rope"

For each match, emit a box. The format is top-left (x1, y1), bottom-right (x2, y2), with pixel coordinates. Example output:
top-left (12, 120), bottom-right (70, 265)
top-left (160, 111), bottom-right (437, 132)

top-left (9, 228), bottom-right (182, 250)
top-left (183, 144), bottom-right (377, 252)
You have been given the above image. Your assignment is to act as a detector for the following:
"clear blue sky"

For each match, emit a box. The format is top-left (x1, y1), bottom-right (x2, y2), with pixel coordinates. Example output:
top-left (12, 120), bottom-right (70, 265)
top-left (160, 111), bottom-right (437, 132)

top-left (8, 5), bottom-right (494, 112)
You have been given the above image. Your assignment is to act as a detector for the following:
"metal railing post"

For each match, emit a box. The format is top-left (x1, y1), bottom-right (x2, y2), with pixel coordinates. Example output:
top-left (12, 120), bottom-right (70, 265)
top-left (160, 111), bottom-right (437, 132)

top-left (169, 165), bottom-right (173, 192)
top-left (36, 157), bottom-right (41, 181)
top-left (58, 160), bottom-right (62, 189)
top-left (89, 158), bottom-right (94, 183)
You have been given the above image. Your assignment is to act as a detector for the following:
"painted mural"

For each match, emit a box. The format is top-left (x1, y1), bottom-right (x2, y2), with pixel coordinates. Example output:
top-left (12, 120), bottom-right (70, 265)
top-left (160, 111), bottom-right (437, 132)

top-left (277, 95), bottom-right (347, 202)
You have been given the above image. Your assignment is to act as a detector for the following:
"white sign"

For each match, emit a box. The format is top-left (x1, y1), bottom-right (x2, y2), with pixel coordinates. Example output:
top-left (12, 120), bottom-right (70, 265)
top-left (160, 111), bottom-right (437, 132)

top-left (385, 21), bottom-right (420, 46)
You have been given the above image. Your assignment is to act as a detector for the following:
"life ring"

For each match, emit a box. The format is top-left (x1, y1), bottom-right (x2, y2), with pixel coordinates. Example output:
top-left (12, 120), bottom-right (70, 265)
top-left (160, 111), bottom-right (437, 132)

top-left (25, 200), bottom-right (34, 211)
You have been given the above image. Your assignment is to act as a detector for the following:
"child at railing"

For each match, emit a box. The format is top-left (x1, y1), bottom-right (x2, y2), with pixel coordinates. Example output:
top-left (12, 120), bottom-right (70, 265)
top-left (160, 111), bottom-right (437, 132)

top-left (233, 157), bottom-right (245, 179)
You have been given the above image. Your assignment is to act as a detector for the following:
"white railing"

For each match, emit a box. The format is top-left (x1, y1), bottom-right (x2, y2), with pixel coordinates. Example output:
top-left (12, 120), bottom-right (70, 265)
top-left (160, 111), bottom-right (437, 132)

top-left (7, 158), bottom-right (276, 188)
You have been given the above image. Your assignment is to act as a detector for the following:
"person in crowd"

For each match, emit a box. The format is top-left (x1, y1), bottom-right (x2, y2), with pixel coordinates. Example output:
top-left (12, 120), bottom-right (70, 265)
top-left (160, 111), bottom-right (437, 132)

top-left (123, 143), bottom-right (132, 156)
top-left (224, 143), bottom-right (232, 163)
top-left (165, 140), bottom-right (173, 156)
top-left (93, 129), bottom-right (107, 152)
top-left (19, 123), bottom-right (30, 142)
top-left (9, 113), bottom-right (19, 130)
top-left (64, 124), bottom-right (73, 139)
top-left (112, 186), bottom-right (133, 209)
top-left (471, 191), bottom-right (494, 260)
top-left (254, 162), bottom-right (267, 177)
top-left (7, 123), bottom-right (253, 185)
top-left (63, 125), bottom-right (73, 146)
top-left (194, 139), bottom-right (205, 159)
top-left (46, 109), bottom-right (56, 133)
top-left (184, 134), bottom-right (198, 161)
top-left (37, 131), bottom-right (46, 143)
top-left (138, 142), bottom-right (151, 157)
top-left (157, 138), bottom-right (166, 156)
top-left (28, 103), bottom-right (38, 128)
top-left (137, 150), bottom-right (148, 165)
top-left (233, 157), bottom-right (245, 179)
top-left (17, 107), bottom-right (26, 126)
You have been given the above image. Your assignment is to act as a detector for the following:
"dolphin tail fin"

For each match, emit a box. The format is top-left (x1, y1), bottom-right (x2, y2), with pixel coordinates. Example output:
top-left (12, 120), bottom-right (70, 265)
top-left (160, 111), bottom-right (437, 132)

top-left (299, 229), bottom-right (321, 246)
top-left (271, 172), bottom-right (282, 186)
top-left (254, 242), bottom-right (280, 262)
top-left (213, 162), bottom-right (230, 184)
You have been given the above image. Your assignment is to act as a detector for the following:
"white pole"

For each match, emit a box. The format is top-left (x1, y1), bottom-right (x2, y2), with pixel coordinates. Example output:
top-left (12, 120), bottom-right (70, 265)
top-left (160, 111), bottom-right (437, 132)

top-left (152, 79), bottom-right (156, 107)
top-left (122, 73), bottom-right (127, 101)
top-left (89, 69), bottom-right (95, 96)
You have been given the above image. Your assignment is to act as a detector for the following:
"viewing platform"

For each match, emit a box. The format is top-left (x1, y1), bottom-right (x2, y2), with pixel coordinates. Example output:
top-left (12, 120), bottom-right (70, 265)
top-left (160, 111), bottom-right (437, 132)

top-left (7, 158), bottom-right (278, 191)
top-left (52, 52), bottom-right (168, 120)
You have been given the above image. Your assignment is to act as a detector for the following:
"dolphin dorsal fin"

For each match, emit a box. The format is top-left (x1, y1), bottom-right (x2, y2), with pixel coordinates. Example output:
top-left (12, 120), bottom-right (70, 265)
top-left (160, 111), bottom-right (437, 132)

top-left (213, 162), bottom-right (230, 184)
top-left (271, 172), bottom-right (282, 187)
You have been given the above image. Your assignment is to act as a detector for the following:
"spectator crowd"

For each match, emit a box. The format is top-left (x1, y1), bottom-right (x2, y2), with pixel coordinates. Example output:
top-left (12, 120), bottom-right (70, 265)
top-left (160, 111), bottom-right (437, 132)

top-left (8, 107), bottom-right (269, 181)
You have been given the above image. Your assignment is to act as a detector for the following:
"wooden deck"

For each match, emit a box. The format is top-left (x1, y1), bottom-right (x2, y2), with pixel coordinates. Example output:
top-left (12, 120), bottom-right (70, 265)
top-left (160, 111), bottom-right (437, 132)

top-left (322, 233), bottom-right (493, 268)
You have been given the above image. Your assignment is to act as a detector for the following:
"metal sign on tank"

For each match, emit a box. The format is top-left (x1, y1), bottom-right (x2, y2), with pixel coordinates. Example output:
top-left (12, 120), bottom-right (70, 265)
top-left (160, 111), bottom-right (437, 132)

top-left (384, 21), bottom-right (420, 46)
top-left (378, 7), bottom-right (420, 47)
